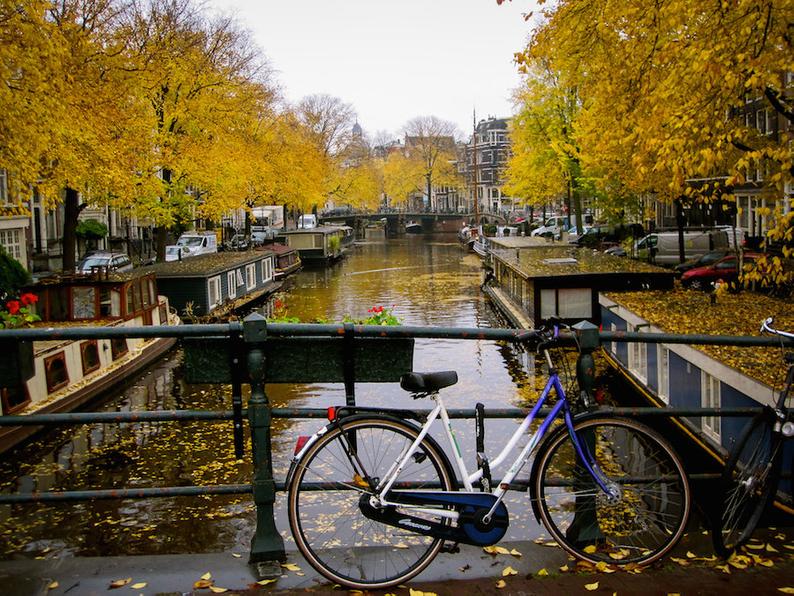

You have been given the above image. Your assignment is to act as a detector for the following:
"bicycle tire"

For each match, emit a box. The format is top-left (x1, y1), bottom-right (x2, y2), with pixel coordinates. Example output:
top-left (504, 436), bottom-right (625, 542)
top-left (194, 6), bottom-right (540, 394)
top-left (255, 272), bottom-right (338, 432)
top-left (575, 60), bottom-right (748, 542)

top-left (712, 410), bottom-right (783, 558)
top-left (531, 416), bottom-right (690, 566)
top-left (287, 416), bottom-right (456, 590)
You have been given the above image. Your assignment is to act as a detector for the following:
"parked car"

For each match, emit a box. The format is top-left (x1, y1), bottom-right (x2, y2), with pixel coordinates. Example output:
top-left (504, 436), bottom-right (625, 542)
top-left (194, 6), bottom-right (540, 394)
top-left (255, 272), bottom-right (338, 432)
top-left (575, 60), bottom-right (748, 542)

top-left (163, 246), bottom-right (184, 262)
top-left (636, 230), bottom-right (728, 266)
top-left (175, 231), bottom-right (218, 257)
top-left (566, 225), bottom-right (592, 244)
top-left (76, 252), bottom-right (134, 274)
top-left (673, 250), bottom-right (731, 276)
top-left (530, 216), bottom-right (569, 239)
top-left (297, 214), bottom-right (318, 229)
top-left (680, 253), bottom-right (760, 290)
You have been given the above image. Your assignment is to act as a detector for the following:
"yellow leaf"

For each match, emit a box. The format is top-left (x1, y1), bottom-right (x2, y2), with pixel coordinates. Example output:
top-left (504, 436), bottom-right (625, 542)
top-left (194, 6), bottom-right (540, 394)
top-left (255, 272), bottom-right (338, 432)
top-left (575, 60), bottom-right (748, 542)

top-left (281, 563), bottom-right (302, 572)
top-left (744, 543), bottom-right (764, 550)
top-left (48, 581), bottom-right (59, 590)
top-left (231, 553), bottom-right (242, 558)
top-left (766, 544), bottom-right (779, 553)
top-left (583, 545), bottom-right (597, 554)
top-left (502, 566), bottom-right (518, 577)
top-left (209, 588), bottom-right (228, 594)
top-left (729, 559), bottom-right (748, 570)
top-left (496, 579), bottom-right (506, 589)
top-left (777, 589), bottom-right (794, 594)
top-left (716, 564), bottom-right (730, 574)
top-left (201, 572), bottom-right (212, 580)
top-left (484, 546), bottom-right (512, 555)
top-left (670, 557), bottom-right (689, 566)
top-left (256, 579), bottom-right (277, 586)
top-left (559, 565), bottom-right (569, 572)
top-left (109, 578), bottom-right (132, 589)
top-left (510, 548), bottom-right (522, 557)
top-left (193, 580), bottom-right (213, 589)
top-left (686, 551), bottom-right (697, 558)
top-left (537, 568), bottom-right (549, 576)
top-left (130, 583), bottom-right (147, 589)
top-left (585, 581), bottom-right (599, 591)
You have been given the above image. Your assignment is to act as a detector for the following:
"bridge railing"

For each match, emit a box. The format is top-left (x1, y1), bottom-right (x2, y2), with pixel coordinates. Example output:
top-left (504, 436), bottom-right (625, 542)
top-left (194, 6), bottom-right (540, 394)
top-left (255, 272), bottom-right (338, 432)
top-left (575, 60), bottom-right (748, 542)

top-left (0, 317), bottom-right (791, 566)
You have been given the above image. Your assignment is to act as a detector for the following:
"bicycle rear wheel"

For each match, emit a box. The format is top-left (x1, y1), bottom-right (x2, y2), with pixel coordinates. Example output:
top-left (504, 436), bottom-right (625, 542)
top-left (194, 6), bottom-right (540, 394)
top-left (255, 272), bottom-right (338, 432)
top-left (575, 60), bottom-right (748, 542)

top-left (712, 410), bottom-right (782, 558)
top-left (287, 416), bottom-right (455, 590)
top-left (532, 417), bottom-right (690, 566)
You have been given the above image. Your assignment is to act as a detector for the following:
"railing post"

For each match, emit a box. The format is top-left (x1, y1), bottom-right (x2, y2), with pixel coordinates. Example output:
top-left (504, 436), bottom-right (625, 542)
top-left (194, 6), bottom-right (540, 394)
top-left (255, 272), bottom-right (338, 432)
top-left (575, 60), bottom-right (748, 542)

top-left (243, 313), bottom-right (286, 566)
top-left (573, 320), bottom-right (600, 406)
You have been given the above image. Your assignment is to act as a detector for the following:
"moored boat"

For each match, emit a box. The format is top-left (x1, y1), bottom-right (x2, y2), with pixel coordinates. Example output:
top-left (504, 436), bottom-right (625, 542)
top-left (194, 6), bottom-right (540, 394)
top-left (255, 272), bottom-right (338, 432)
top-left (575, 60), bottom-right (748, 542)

top-left (405, 221), bottom-right (422, 234)
top-left (0, 270), bottom-right (180, 454)
top-left (266, 243), bottom-right (302, 279)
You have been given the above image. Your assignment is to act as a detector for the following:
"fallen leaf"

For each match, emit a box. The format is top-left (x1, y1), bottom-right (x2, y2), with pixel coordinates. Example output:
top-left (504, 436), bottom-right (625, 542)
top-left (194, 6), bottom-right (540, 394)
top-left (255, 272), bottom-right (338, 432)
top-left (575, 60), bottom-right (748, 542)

top-left (201, 572), bottom-right (212, 581)
top-left (209, 587), bottom-right (228, 594)
top-left (778, 589), bottom-right (794, 594)
top-left (193, 580), bottom-right (213, 589)
top-left (109, 578), bottom-right (132, 589)
top-left (559, 565), bottom-right (569, 572)
top-left (537, 568), bottom-right (549, 576)
top-left (458, 564), bottom-right (470, 572)
top-left (484, 546), bottom-right (511, 555)
top-left (608, 551), bottom-right (626, 561)
top-left (256, 579), bottom-right (277, 586)
top-left (130, 583), bottom-right (147, 589)
top-left (510, 548), bottom-right (522, 557)
top-left (686, 551), bottom-right (697, 558)
top-left (585, 581), bottom-right (599, 591)
top-left (670, 557), bottom-right (689, 566)
top-left (502, 566), bottom-right (518, 577)
top-left (47, 581), bottom-right (59, 590)
top-left (744, 543), bottom-right (765, 550)
top-left (728, 559), bottom-right (748, 570)
top-left (767, 544), bottom-right (779, 553)
top-left (583, 545), bottom-right (597, 554)
top-left (232, 553), bottom-right (242, 558)
top-left (595, 561), bottom-right (616, 573)
top-left (281, 563), bottom-right (301, 572)
top-left (495, 579), bottom-right (506, 589)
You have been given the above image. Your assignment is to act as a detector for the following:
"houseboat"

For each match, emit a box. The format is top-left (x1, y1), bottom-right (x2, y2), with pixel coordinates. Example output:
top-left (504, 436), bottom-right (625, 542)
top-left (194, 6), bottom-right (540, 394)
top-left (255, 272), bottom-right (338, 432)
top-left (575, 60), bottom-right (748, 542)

top-left (142, 250), bottom-right (281, 320)
top-left (0, 270), bottom-right (180, 454)
top-left (274, 226), bottom-right (348, 266)
top-left (265, 243), bottom-right (302, 280)
top-left (599, 290), bottom-right (793, 505)
top-left (483, 240), bottom-right (674, 329)
top-left (405, 221), bottom-right (422, 234)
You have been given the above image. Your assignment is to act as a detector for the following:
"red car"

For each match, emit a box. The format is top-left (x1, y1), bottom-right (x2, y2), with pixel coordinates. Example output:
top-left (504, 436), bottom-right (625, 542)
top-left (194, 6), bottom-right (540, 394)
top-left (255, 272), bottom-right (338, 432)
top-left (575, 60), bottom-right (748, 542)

top-left (681, 253), bottom-right (760, 290)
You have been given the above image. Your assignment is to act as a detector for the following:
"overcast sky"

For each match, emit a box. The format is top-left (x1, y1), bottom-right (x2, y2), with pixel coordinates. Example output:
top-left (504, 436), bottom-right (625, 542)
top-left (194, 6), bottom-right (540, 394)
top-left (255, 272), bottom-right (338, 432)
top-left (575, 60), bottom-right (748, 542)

top-left (207, 0), bottom-right (535, 140)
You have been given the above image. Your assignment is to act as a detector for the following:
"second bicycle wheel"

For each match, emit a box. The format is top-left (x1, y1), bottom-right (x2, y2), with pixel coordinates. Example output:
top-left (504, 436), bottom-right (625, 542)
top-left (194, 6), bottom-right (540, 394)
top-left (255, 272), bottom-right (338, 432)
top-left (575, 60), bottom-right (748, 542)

top-left (532, 417), bottom-right (690, 566)
top-left (712, 410), bottom-right (782, 558)
top-left (287, 416), bottom-right (456, 590)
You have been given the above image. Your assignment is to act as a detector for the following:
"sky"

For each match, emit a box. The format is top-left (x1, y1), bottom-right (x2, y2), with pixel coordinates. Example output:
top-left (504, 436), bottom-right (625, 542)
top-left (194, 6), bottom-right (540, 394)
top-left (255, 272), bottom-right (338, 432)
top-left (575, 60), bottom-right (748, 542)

top-left (206, 0), bottom-right (536, 140)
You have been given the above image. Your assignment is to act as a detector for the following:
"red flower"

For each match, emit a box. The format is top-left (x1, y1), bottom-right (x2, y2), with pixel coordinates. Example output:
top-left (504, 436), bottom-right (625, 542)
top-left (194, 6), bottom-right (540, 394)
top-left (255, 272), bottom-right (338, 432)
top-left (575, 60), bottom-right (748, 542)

top-left (6, 300), bottom-right (20, 315)
top-left (20, 293), bottom-right (38, 306)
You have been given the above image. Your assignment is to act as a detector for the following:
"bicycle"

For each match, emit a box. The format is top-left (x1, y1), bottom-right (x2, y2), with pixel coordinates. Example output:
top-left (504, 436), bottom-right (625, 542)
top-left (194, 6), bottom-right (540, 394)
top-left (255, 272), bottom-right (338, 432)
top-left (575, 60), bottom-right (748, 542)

top-left (711, 317), bottom-right (794, 558)
top-left (285, 326), bottom-right (691, 590)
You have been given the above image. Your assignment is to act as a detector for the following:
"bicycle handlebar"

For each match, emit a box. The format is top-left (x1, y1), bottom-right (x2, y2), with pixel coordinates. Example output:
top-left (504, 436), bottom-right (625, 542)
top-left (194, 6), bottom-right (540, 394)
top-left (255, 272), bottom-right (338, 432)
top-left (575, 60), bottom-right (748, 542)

top-left (761, 317), bottom-right (794, 339)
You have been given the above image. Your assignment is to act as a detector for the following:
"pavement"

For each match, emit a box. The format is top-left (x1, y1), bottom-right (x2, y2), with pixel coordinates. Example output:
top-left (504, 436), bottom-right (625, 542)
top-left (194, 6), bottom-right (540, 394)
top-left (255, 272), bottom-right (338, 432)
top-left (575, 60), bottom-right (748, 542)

top-left (2, 527), bottom-right (793, 596)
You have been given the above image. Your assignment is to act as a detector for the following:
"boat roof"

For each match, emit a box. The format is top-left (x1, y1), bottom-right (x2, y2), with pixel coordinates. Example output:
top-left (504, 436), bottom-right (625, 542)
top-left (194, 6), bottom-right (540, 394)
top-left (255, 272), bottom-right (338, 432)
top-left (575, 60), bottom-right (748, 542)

top-left (277, 226), bottom-right (346, 234)
top-left (28, 269), bottom-right (155, 288)
top-left (140, 250), bottom-right (275, 278)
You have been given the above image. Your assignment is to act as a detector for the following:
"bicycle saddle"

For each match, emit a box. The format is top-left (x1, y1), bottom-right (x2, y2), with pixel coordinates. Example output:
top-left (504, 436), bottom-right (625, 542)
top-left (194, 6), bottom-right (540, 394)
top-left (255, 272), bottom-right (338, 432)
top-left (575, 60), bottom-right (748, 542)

top-left (400, 371), bottom-right (458, 394)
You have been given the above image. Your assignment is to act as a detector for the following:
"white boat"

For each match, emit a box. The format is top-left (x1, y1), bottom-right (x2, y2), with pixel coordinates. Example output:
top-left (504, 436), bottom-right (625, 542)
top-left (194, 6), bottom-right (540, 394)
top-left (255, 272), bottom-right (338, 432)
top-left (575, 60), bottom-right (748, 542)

top-left (0, 270), bottom-right (180, 454)
top-left (472, 235), bottom-right (490, 258)
top-left (405, 221), bottom-right (422, 234)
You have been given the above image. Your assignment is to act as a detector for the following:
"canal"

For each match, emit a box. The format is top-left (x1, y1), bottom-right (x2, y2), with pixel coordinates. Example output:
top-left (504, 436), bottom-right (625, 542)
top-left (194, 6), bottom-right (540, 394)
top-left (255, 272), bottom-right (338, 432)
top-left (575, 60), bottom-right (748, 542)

top-left (0, 233), bottom-right (555, 559)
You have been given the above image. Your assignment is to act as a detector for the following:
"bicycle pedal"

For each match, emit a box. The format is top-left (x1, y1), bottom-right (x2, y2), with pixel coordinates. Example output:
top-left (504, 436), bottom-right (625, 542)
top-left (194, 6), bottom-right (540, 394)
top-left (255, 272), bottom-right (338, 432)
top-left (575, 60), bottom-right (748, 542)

top-left (440, 542), bottom-right (460, 554)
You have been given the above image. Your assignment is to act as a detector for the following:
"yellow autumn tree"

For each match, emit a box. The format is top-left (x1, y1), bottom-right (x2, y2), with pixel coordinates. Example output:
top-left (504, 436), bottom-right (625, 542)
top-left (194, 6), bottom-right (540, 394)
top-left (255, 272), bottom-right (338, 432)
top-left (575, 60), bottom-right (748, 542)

top-left (382, 151), bottom-right (425, 209)
top-left (514, 0), bottom-right (793, 284)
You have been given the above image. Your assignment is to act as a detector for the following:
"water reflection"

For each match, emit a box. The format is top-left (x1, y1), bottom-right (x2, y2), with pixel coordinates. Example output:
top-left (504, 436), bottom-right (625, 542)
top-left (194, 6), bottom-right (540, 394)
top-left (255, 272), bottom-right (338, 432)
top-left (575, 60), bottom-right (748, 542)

top-left (0, 233), bottom-right (545, 559)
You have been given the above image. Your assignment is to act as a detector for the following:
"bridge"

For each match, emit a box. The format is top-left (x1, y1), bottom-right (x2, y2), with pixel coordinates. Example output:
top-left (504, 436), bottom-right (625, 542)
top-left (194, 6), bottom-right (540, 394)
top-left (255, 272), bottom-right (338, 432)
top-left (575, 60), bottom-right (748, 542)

top-left (319, 211), bottom-right (508, 234)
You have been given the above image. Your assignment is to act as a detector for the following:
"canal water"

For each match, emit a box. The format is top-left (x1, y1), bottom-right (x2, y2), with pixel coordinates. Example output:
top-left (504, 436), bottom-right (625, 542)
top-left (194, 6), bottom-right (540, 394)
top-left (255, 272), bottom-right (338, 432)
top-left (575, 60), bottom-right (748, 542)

top-left (0, 233), bottom-right (560, 560)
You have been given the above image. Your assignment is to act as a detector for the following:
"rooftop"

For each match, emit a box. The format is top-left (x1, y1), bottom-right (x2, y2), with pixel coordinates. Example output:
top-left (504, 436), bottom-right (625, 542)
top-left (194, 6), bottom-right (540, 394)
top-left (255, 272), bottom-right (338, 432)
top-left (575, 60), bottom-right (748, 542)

top-left (605, 288), bottom-right (794, 388)
top-left (140, 250), bottom-right (274, 278)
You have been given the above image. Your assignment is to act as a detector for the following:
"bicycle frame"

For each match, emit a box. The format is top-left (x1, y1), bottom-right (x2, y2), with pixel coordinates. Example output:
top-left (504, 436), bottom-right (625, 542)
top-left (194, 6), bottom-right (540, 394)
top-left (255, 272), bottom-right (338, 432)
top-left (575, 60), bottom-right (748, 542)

top-left (374, 358), bottom-right (618, 523)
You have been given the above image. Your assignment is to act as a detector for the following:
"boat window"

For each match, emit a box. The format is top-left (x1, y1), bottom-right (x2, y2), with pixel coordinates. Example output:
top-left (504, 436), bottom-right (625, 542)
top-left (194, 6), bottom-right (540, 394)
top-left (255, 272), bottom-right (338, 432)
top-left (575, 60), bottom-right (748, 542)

top-left (72, 286), bottom-right (96, 319)
top-left (125, 284), bottom-right (135, 315)
top-left (208, 276), bottom-right (221, 307)
top-left (48, 287), bottom-right (70, 321)
top-left (140, 278), bottom-right (151, 309)
top-left (261, 258), bottom-right (272, 281)
top-left (99, 288), bottom-right (122, 318)
top-left (148, 279), bottom-right (157, 305)
top-left (44, 352), bottom-right (69, 393)
top-left (159, 303), bottom-right (168, 325)
top-left (1, 386), bottom-right (30, 413)
top-left (227, 271), bottom-right (237, 299)
top-left (80, 340), bottom-right (101, 375)
top-left (245, 264), bottom-right (256, 290)
top-left (110, 337), bottom-right (128, 360)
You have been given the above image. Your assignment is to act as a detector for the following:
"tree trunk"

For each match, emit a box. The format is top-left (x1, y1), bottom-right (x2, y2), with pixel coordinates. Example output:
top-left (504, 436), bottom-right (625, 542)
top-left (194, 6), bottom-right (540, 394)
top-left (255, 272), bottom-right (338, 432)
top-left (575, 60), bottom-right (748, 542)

top-left (675, 198), bottom-right (686, 264)
top-left (155, 226), bottom-right (167, 262)
top-left (63, 187), bottom-right (80, 272)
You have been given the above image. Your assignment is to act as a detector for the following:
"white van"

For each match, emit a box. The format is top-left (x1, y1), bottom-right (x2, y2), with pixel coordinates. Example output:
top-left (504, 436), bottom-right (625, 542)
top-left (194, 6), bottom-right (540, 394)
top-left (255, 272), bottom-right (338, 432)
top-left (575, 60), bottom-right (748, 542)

top-left (636, 230), bottom-right (728, 265)
top-left (297, 214), bottom-right (318, 229)
top-left (175, 231), bottom-right (218, 257)
top-left (530, 215), bottom-right (570, 239)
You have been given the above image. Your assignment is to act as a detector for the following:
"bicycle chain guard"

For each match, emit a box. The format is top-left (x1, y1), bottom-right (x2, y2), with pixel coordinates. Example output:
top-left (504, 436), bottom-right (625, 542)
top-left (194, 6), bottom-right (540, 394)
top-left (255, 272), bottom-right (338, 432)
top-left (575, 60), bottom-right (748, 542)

top-left (359, 490), bottom-right (509, 546)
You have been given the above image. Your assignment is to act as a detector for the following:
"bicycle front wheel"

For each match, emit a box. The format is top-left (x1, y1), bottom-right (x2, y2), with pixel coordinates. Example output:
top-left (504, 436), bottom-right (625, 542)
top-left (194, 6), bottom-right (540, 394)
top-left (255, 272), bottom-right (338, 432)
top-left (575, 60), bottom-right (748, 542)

top-left (712, 410), bottom-right (782, 558)
top-left (287, 416), bottom-right (456, 590)
top-left (532, 417), bottom-right (690, 566)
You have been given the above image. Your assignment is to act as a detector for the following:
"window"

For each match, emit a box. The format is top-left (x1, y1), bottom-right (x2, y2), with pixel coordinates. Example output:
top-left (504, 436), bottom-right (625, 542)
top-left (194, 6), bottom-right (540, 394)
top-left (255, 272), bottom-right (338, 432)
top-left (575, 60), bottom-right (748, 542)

top-left (702, 372), bottom-right (721, 441)
top-left (0, 229), bottom-right (21, 260)
top-left (261, 258), bottom-right (273, 282)
top-left (110, 337), bottom-right (128, 360)
top-left (44, 352), bottom-right (70, 393)
top-left (208, 275), bottom-right (221, 307)
top-left (99, 288), bottom-right (121, 318)
top-left (1, 386), bottom-right (29, 413)
top-left (756, 110), bottom-right (766, 134)
top-left (245, 263), bottom-right (256, 290)
top-left (80, 340), bottom-right (101, 375)
top-left (125, 283), bottom-right (136, 315)
top-left (227, 271), bottom-right (238, 298)
top-left (0, 169), bottom-right (7, 203)
top-left (657, 346), bottom-right (670, 405)
top-left (72, 287), bottom-right (96, 319)
top-left (539, 288), bottom-right (592, 319)
top-left (629, 324), bottom-right (648, 383)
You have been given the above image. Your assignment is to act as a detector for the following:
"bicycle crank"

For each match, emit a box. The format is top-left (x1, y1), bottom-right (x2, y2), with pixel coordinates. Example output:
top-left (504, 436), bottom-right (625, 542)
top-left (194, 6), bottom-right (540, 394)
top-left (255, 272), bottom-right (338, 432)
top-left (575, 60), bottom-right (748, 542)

top-left (359, 490), bottom-right (509, 546)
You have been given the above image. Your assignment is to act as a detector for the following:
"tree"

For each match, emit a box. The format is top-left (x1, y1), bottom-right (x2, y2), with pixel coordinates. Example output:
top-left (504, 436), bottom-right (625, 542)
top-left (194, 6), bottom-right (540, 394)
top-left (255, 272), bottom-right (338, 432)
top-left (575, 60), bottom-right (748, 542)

top-left (403, 116), bottom-right (460, 210)
top-left (512, 0), bottom-right (793, 282)
top-left (382, 152), bottom-right (425, 209)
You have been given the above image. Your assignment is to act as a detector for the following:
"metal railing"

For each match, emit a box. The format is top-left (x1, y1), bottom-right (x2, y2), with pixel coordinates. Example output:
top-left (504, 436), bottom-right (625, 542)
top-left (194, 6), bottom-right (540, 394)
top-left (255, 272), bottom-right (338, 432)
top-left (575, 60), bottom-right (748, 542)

top-left (0, 317), bottom-right (791, 564)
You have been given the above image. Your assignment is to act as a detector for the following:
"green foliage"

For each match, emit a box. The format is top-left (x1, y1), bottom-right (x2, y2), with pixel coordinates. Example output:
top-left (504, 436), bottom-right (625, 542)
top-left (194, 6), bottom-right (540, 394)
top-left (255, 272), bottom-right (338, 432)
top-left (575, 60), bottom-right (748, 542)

top-left (482, 224), bottom-right (497, 236)
top-left (343, 305), bottom-right (401, 326)
top-left (328, 235), bottom-right (341, 253)
top-left (0, 246), bottom-right (31, 302)
top-left (75, 219), bottom-right (109, 240)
